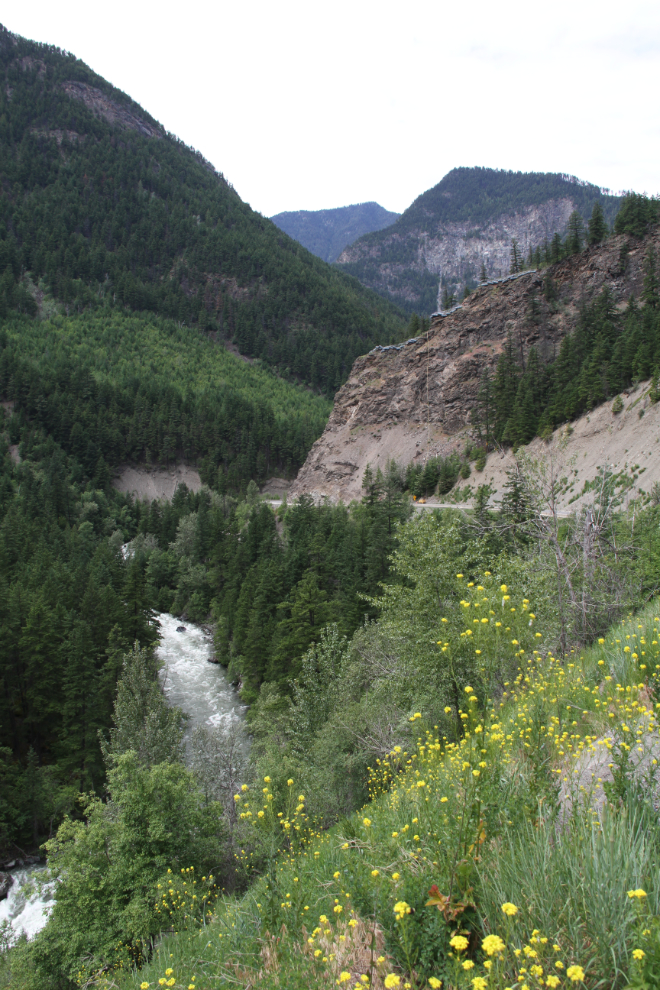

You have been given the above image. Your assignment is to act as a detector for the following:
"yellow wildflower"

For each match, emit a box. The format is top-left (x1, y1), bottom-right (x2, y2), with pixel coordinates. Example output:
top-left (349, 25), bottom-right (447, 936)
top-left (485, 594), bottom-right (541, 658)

top-left (482, 934), bottom-right (505, 955)
top-left (384, 977), bottom-right (401, 989)
top-left (633, 949), bottom-right (645, 961)
top-left (450, 935), bottom-right (469, 952)
top-left (462, 960), bottom-right (475, 970)
top-left (501, 902), bottom-right (518, 916)
top-left (566, 965), bottom-right (585, 982)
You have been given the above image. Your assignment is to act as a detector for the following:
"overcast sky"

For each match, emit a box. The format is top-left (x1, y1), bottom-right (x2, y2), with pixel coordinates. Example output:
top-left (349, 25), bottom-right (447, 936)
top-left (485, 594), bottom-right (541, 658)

top-left (5, 0), bottom-right (660, 217)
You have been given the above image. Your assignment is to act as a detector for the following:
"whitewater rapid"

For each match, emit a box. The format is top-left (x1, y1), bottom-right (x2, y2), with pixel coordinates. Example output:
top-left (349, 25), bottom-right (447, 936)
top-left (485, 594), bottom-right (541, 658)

top-left (156, 612), bottom-right (246, 738)
top-left (0, 865), bottom-right (55, 940)
top-left (1, 614), bottom-right (245, 941)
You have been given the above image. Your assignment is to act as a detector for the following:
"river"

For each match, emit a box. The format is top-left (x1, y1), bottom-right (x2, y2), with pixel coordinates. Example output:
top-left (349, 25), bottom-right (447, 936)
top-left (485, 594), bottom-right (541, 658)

top-left (156, 612), bottom-right (245, 740)
top-left (0, 614), bottom-right (243, 941)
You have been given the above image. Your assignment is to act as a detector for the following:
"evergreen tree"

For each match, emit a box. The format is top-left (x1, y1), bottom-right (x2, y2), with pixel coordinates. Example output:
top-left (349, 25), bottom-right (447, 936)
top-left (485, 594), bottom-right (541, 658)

top-left (101, 643), bottom-right (186, 768)
top-left (510, 239), bottom-right (523, 274)
top-left (566, 211), bottom-right (584, 254)
top-left (472, 367), bottom-right (494, 446)
top-left (550, 232), bottom-right (563, 264)
top-left (642, 245), bottom-right (659, 309)
top-left (588, 201), bottom-right (608, 245)
top-left (441, 285), bottom-right (456, 310)
top-left (493, 333), bottom-right (521, 440)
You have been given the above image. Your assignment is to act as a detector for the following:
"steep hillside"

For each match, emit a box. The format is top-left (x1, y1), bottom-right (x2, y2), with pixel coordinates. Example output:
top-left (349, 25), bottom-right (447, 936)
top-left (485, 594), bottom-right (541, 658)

top-left (336, 167), bottom-right (621, 314)
top-left (270, 202), bottom-right (400, 263)
top-left (0, 25), bottom-right (407, 394)
top-left (292, 228), bottom-right (658, 501)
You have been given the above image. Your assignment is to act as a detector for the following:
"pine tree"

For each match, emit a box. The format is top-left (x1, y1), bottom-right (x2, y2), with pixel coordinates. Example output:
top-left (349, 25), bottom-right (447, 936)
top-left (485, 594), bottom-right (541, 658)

top-left (588, 201), bottom-right (608, 245)
top-left (473, 367), bottom-right (494, 446)
top-left (550, 232), bottom-right (563, 264)
top-left (441, 285), bottom-right (456, 310)
top-left (642, 245), bottom-right (659, 309)
top-left (493, 333), bottom-right (521, 440)
top-left (510, 239), bottom-right (522, 274)
top-left (480, 260), bottom-right (487, 282)
top-left (101, 643), bottom-right (185, 768)
top-left (407, 313), bottom-right (421, 336)
top-left (566, 211), bottom-right (584, 254)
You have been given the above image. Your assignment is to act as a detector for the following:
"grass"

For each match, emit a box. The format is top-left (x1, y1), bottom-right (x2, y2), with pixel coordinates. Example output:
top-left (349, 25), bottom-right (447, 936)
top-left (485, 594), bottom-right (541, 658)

top-left (78, 597), bottom-right (660, 989)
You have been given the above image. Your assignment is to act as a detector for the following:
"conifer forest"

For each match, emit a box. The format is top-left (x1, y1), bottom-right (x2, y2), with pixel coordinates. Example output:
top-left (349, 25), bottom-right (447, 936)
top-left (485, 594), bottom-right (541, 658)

top-left (2, 19), bottom-right (660, 990)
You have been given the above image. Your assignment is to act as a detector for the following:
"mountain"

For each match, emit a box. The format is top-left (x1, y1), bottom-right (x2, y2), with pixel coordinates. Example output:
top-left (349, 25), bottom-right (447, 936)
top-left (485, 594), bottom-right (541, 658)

top-left (291, 223), bottom-right (659, 502)
top-left (336, 167), bottom-right (622, 314)
top-left (270, 202), bottom-right (400, 263)
top-left (0, 25), bottom-right (407, 395)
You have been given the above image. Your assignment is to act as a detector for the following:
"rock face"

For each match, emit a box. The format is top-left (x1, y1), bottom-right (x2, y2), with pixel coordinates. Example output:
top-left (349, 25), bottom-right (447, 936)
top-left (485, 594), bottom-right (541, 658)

top-left (0, 872), bottom-right (14, 900)
top-left (62, 81), bottom-right (162, 139)
top-left (291, 232), bottom-right (658, 503)
top-left (339, 199), bottom-right (576, 309)
top-left (336, 168), bottom-right (621, 314)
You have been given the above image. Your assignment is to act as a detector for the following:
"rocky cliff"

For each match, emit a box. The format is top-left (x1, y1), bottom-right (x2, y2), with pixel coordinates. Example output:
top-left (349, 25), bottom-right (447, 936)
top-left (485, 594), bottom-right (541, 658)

top-left (336, 168), bottom-right (621, 314)
top-left (291, 231), bottom-right (657, 502)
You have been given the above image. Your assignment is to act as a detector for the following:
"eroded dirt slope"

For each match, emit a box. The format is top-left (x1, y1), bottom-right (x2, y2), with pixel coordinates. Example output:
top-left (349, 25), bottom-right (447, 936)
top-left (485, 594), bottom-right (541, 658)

top-left (291, 232), bottom-right (658, 503)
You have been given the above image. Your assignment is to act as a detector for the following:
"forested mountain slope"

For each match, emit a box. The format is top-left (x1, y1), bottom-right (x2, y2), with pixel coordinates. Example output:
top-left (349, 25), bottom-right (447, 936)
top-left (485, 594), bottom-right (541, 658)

top-left (337, 167), bottom-right (622, 314)
top-left (0, 24), bottom-right (407, 394)
top-left (270, 202), bottom-right (400, 263)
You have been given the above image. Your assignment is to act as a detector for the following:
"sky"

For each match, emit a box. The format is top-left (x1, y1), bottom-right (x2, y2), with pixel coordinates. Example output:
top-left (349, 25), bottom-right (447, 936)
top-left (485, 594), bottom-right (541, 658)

top-left (5, 0), bottom-right (660, 218)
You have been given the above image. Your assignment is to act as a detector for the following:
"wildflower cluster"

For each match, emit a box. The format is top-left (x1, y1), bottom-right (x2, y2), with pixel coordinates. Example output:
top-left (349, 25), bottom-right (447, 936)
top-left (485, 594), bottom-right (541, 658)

top-left (154, 867), bottom-right (218, 932)
top-left (121, 585), bottom-right (660, 990)
top-left (233, 776), bottom-right (318, 870)
top-left (445, 904), bottom-right (587, 988)
top-left (136, 967), bottom-right (196, 990)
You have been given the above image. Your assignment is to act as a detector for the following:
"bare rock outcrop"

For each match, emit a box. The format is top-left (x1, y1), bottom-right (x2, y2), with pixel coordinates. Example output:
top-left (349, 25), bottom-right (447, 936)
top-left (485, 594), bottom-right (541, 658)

top-left (338, 198), bottom-right (577, 309)
top-left (291, 233), bottom-right (658, 503)
top-left (62, 81), bottom-right (162, 139)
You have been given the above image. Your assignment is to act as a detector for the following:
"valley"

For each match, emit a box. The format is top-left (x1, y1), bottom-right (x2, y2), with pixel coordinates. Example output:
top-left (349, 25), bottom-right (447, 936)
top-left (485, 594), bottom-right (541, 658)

top-left (2, 16), bottom-right (660, 990)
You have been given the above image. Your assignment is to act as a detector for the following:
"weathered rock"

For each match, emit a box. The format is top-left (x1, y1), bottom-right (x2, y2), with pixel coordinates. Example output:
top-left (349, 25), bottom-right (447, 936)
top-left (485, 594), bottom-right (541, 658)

top-left (291, 232), bottom-right (659, 503)
top-left (61, 81), bottom-right (162, 139)
top-left (338, 198), bottom-right (578, 309)
top-left (0, 872), bottom-right (14, 900)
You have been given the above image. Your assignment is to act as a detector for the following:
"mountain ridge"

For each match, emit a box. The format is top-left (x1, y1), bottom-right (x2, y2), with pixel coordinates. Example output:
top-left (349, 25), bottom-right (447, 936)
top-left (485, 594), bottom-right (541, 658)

top-left (271, 201), bottom-right (400, 263)
top-left (336, 167), bottom-right (622, 314)
top-left (0, 23), bottom-right (407, 395)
